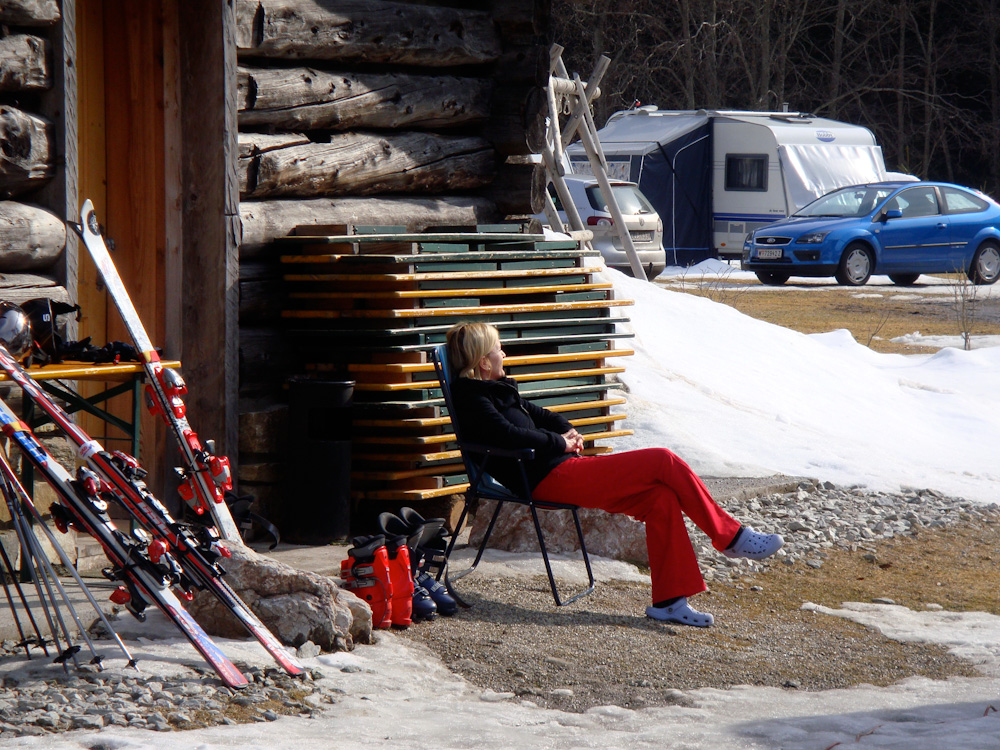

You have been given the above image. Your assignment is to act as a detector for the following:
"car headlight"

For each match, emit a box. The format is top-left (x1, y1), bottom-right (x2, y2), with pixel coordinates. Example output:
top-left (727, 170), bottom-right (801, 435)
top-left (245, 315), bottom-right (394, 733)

top-left (795, 231), bottom-right (830, 244)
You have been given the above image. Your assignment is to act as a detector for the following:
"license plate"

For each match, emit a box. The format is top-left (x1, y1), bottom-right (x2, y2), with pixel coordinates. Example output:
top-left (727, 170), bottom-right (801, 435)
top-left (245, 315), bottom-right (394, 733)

top-left (630, 231), bottom-right (653, 243)
top-left (756, 247), bottom-right (783, 259)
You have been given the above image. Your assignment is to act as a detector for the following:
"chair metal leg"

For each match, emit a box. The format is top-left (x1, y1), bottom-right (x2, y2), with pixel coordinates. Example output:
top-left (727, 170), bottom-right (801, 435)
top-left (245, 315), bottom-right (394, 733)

top-left (441, 497), bottom-right (506, 606)
top-left (530, 503), bottom-right (595, 606)
top-left (442, 496), bottom-right (595, 608)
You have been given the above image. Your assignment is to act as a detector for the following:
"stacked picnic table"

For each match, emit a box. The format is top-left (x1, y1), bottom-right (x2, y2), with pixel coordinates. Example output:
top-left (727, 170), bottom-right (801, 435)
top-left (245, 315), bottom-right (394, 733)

top-left (278, 224), bottom-right (634, 506)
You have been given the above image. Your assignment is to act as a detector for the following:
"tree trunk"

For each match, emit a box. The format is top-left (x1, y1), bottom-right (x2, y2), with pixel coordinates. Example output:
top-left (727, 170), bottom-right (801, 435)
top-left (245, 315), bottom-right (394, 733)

top-left (0, 106), bottom-right (53, 197)
top-left (0, 34), bottom-right (51, 91)
top-left (235, 0), bottom-right (500, 66)
top-left (238, 130), bottom-right (495, 200)
top-left (238, 195), bottom-right (498, 256)
top-left (0, 201), bottom-right (65, 272)
top-left (0, 0), bottom-right (60, 26)
top-left (829, 0), bottom-right (847, 114)
top-left (238, 66), bottom-right (492, 131)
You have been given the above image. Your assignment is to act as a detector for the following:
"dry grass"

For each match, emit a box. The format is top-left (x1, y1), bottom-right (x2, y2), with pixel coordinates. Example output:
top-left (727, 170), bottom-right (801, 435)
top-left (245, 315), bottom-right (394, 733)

top-left (659, 273), bottom-right (1000, 354)
top-left (758, 512), bottom-right (1000, 616)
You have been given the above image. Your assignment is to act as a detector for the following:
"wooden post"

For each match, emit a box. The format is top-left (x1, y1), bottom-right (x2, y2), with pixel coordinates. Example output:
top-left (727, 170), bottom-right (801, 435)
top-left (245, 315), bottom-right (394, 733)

top-left (178, 1), bottom-right (239, 471)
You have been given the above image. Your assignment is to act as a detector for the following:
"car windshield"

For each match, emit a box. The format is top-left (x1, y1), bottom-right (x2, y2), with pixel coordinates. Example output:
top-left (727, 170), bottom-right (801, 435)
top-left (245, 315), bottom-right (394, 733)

top-left (585, 184), bottom-right (655, 215)
top-left (793, 186), bottom-right (897, 218)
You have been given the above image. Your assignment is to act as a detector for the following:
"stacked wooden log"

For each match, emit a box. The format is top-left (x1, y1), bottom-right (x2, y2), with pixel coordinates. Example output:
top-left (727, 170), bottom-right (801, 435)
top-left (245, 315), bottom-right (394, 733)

top-left (0, 0), bottom-right (68, 289)
top-left (235, 0), bottom-right (550, 251)
top-left (265, 224), bottom-right (633, 529)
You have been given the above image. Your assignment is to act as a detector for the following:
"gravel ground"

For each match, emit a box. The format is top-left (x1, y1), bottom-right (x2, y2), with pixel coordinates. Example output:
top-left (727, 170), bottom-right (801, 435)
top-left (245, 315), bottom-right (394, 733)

top-left (399, 480), bottom-right (999, 713)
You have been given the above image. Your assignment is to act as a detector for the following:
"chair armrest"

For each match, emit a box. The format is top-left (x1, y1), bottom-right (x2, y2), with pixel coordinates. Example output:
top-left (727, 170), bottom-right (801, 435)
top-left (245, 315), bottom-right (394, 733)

top-left (462, 443), bottom-right (535, 461)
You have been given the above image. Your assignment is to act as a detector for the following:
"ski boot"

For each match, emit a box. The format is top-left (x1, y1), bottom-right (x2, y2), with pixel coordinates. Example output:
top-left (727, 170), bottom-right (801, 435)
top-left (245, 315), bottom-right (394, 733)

top-left (415, 570), bottom-right (457, 616)
top-left (383, 534), bottom-right (414, 628)
top-left (399, 506), bottom-right (450, 578)
top-left (340, 535), bottom-right (393, 629)
top-left (381, 509), bottom-right (458, 616)
top-left (411, 580), bottom-right (438, 622)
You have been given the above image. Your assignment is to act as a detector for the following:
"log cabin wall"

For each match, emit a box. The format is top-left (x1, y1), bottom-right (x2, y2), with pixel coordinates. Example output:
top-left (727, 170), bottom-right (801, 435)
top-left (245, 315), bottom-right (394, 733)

top-left (235, 0), bottom-right (552, 528)
top-left (0, 0), bottom-right (75, 306)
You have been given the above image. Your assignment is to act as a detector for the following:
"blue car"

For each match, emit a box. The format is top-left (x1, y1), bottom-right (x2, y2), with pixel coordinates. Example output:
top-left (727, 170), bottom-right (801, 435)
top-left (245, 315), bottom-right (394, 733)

top-left (741, 181), bottom-right (1000, 286)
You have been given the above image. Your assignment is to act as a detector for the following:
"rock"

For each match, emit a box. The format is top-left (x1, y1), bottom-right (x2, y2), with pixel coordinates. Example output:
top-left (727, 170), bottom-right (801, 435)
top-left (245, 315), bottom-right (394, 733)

top-left (296, 640), bottom-right (322, 659)
top-left (187, 542), bottom-right (370, 651)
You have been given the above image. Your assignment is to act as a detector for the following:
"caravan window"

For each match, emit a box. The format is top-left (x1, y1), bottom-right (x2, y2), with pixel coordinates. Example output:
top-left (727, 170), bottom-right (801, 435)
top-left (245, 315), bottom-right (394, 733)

top-left (725, 154), bottom-right (768, 191)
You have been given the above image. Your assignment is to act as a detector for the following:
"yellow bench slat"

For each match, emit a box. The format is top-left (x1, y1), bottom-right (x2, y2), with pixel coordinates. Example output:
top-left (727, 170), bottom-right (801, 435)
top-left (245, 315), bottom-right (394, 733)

top-left (347, 349), bottom-right (634, 374)
top-left (353, 366), bottom-right (626, 391)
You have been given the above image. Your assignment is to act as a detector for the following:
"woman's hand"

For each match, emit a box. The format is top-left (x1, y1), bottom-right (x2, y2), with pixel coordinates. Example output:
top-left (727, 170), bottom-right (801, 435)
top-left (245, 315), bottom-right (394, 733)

top-left (562, 428), bottom-right (584, 454)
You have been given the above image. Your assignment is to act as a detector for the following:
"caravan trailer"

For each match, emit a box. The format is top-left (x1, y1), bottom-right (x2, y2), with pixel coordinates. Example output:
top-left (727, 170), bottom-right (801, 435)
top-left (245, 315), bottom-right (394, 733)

top-left (568, 108), bottom-right (893, 264)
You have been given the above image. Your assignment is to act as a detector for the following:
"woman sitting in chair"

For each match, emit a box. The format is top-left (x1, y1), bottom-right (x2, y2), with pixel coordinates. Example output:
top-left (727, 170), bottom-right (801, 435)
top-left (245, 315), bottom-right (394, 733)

top-left (446, 321), bottom-right (783, 628)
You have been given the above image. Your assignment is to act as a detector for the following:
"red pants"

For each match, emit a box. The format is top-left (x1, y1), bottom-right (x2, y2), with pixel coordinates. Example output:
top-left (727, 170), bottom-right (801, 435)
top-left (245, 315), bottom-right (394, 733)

top-left (532, 448), bottom-right (741, 602)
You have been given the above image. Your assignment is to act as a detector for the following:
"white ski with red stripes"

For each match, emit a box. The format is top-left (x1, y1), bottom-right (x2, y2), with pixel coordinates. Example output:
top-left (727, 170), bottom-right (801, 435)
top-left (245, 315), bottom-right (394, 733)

top-left (77, 199), bottom-right (241, 540)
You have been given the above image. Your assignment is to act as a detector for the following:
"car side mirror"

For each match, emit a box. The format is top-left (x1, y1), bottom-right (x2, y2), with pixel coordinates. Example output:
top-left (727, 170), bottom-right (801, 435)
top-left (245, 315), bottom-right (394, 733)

top-left (881, 208), bottom-right (903, 221)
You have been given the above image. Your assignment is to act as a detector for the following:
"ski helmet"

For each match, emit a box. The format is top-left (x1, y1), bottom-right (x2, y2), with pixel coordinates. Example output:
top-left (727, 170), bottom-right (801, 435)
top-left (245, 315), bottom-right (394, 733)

top-left (0, 301), bottom-right (31, 359)
top-left (20, 298), bottom-right (80, 362)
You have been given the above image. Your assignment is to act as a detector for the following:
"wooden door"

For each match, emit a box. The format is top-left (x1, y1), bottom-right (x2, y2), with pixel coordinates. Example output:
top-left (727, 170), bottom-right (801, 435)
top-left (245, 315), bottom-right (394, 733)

top-left (75, 0), bottom-right (180, 496)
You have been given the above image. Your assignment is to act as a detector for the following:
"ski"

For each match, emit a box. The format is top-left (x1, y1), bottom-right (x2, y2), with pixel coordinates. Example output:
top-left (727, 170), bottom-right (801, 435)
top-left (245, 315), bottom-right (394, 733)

top-left (0, 392), bottom-right (249, 689)
top-left (0, 344), bottom-right (304, 677)
top-left (75, 199), bottom-right (241, 540)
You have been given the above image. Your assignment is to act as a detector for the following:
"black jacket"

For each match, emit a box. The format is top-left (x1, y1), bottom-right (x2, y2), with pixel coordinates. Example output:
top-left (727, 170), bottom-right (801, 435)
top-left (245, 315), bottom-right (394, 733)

top-left (450, 376), bottom-right (574, 490)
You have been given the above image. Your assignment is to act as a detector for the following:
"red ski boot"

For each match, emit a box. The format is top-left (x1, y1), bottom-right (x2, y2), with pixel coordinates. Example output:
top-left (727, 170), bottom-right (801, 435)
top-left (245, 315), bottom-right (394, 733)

top-left (340, 535), bottom-right (393, 629)
top-left (383, 535), bottom-right (414, 628)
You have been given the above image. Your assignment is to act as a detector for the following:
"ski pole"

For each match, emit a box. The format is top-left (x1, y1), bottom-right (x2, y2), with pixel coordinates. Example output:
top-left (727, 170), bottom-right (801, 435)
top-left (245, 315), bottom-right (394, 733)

top-left (6, 490), bottom-right (79, 670)
top-left (0, 523), bottom-right (42, 657)
top-left (0, 455), bottom-right (137, 670)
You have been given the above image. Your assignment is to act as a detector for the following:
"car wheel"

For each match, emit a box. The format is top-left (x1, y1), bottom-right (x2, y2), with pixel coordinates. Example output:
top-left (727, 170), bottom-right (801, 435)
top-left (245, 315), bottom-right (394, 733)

top-left (755, 271), bottom-right (789, 286)
top-left (889, 273), bottom-right (920, 286)
top-left (835, 243), bottom-right (874, 286)
top-left (968, 240), bottom-right (1000, 285)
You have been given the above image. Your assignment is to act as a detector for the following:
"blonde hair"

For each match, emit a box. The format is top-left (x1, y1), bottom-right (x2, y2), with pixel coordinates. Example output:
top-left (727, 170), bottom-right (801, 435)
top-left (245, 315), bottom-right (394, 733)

top-left (446, 322), bottom-right (499, 380)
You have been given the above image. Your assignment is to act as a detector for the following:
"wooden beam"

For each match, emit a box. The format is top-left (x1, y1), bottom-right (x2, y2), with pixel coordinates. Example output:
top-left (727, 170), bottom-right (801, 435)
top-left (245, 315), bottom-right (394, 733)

top-left (238, 66), bottom-right (492, 131)
top-left (0, 201), bottom-right (65, 271)
top-left (238, 195), bottom-right (498, 256)
top-left (0, 34), bottom-right (51, 90)
top-left (0, 105), bottom-right (53, 197)
top-left (238, 131), bottom-right (495, 200)
top-left (234, 0), bottom-right (500, 66)
top-left (0, 0), bottom-right (60, 26)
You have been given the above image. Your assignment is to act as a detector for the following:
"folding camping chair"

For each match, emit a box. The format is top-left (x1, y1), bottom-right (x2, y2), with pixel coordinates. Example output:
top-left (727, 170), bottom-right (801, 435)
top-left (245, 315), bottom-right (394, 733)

top-left (431, 344), bottom-right (595, 606)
